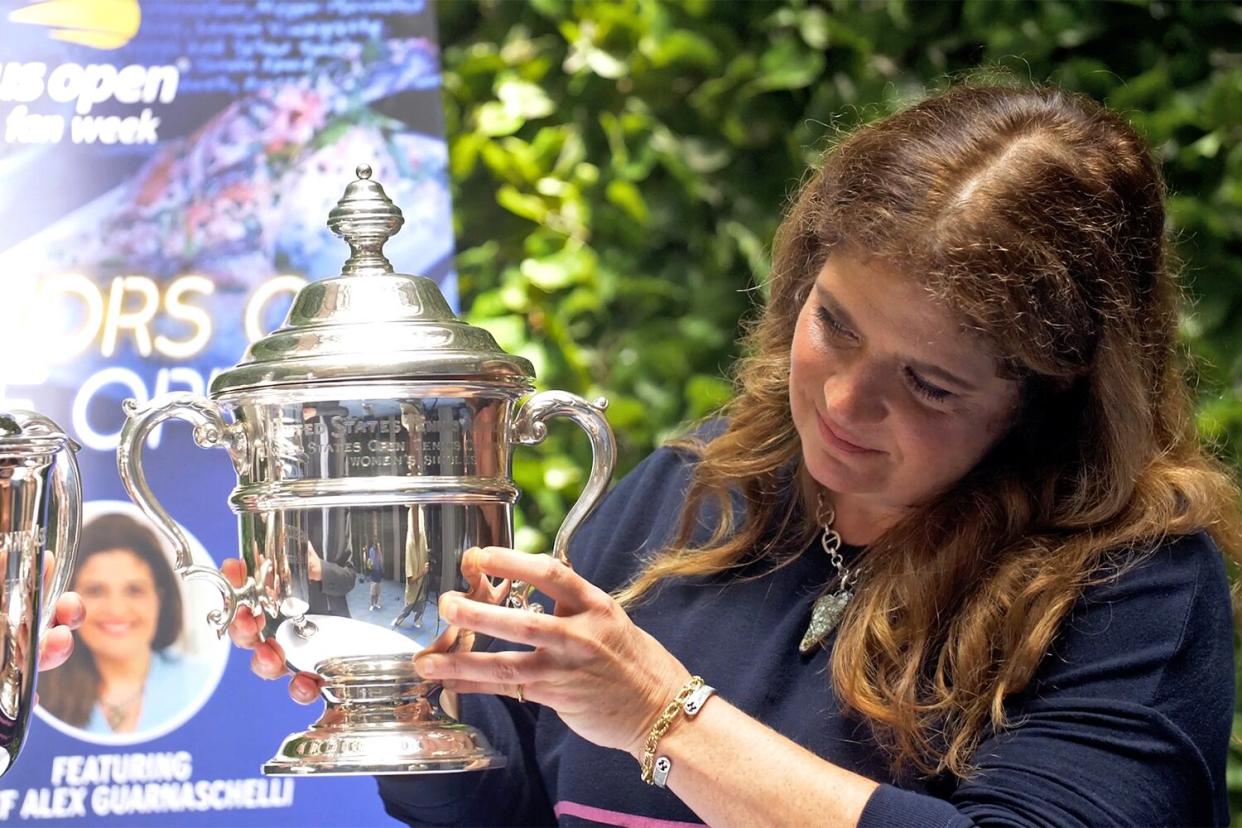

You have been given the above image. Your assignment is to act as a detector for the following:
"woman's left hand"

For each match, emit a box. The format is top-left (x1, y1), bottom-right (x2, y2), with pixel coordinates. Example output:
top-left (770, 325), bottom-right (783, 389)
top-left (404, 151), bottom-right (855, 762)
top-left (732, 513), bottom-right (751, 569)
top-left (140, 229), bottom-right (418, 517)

top-left (413, 546), bottom-right (691, 756)
top-left (37, 591), bottom-right (84, 671)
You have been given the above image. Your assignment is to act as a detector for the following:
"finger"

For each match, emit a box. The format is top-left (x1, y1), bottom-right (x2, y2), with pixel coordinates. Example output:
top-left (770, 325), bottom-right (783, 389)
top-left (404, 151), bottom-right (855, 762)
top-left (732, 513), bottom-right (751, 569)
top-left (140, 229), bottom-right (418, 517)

top-left (438, 595), bottom-right (567, 650)
top-left (460, 547), bottom-right (485, 583)
top-left (467, 547), bottom-right (600, 612)
top-left (227, 606), bottom-right (263, 650)
top-left (414, 650), bottom-right (551, 685)
top-left (52, 592), bottom-right (85, 630)
top-left (221, 558), bottom-right (247, 588)
top-left (289, 672), bottom-right (322, 705)
top-left (424, 620), bottom-right (461, 654)
top-left (421, 619), bottom-right (476, 657)
top-left (249, 638), bottom-right (288, 680)
top-left (460, 549), bottom-right (509, 605)
top-left (37, 626), bottom-right (73, 671)
top-left (440, 678), bottom-right (540, 704)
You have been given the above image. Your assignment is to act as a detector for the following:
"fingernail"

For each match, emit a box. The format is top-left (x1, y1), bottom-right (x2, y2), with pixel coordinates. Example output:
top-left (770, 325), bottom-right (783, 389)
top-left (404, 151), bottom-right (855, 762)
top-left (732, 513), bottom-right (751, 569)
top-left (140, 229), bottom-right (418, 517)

top-left (413, 656), bottom-right (437, 678)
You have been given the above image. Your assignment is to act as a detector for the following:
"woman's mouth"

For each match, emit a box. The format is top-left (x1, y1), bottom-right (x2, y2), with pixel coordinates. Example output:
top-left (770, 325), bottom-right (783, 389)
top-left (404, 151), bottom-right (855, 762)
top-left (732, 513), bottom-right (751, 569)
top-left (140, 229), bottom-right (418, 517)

top-left (816, 413), bottom-right (881, 455)
top-left (93, 621), bottom-right (136, 637)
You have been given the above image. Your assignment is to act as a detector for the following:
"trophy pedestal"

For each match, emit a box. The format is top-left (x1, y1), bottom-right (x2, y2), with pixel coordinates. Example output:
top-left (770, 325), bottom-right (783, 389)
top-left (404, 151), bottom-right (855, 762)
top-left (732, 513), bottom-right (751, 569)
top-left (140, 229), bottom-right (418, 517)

top-left (261, 655), bottom-right (507, 776)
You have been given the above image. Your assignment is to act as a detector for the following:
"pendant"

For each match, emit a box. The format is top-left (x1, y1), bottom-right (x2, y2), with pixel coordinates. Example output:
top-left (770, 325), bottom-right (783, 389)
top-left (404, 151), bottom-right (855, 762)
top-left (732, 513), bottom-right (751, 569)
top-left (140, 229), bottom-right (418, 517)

top-left (799, 588), bottom-right (852, 654)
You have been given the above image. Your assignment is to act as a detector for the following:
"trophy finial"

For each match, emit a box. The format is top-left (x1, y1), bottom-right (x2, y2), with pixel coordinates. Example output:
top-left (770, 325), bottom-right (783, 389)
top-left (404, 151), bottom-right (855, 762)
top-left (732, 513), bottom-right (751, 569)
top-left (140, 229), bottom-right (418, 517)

top-left (328, 163), bottom-right (404, 275)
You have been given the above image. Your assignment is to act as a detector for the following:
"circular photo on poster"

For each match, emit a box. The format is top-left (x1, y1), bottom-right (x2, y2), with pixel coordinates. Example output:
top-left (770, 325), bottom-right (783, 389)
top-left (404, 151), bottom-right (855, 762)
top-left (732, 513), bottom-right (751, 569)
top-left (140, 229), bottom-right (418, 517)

top-left (35, 500), bottom-right (229, 745)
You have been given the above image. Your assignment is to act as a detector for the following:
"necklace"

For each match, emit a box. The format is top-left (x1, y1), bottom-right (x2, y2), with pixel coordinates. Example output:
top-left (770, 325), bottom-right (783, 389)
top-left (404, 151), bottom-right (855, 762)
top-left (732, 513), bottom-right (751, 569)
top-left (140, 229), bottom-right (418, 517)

top-left (799, 501), bottom-right (858, 654)
top-left (100, 688), bottom-right (143, 731)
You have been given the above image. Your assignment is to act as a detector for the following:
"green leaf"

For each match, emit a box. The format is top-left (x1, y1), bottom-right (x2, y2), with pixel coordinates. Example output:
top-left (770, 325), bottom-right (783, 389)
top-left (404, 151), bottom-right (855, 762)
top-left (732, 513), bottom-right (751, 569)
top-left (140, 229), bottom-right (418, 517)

top-left (476, 101), bottom-right (524, 137)
top-left (541, 454), bottom-right (583, 491)
top-left (497, 77), bottom-right (557, 120)
top-left (750, 35), bottom-right (825, 92)
top-left (496, 186), bottom-right (549, 222)
top-left (798, 7), bottom-right (831, 49)
top-left (450, 132), bottom-right (488, 179)
top-left (472, 315), bottom-right (528, 354)
top-left (529, 0), bottom-right (567, 20)
top-left (513, 525), bottom-right (546, 553)
top-left (519, 244), bottom-right (597, 291)
top-left (646, 29), bottom-right (720, 69)
top-left (605, 179), bottom-right (650, 224)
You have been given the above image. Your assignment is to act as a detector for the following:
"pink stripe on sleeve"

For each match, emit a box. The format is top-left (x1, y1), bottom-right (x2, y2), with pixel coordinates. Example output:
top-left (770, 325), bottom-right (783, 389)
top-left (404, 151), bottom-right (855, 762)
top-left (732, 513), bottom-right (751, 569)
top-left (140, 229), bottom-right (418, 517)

top-left (553, 800), bottom-right (704, 828)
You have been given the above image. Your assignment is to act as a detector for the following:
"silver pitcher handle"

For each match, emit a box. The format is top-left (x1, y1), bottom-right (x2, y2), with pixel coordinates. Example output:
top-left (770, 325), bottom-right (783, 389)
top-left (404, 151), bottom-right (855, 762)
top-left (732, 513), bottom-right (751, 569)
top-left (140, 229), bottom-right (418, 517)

top-left (117, 393), bottom-right (259, 636)
top-left (509, 391), bottom-right (616, 609)
top-left (40, 433), bottom-right (81, 636)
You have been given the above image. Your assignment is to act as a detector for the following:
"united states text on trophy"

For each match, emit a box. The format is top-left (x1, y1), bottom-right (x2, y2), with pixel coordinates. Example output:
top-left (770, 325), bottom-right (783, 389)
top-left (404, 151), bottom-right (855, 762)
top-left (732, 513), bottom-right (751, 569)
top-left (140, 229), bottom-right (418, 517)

top-left (116, 166), bottom-right (616, 775)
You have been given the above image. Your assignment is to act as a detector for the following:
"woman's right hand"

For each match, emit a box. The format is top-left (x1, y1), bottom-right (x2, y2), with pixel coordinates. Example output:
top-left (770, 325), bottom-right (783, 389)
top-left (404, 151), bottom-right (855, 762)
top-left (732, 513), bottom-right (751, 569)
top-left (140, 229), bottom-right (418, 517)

top-left (221, 558), bottom-right (323, 705)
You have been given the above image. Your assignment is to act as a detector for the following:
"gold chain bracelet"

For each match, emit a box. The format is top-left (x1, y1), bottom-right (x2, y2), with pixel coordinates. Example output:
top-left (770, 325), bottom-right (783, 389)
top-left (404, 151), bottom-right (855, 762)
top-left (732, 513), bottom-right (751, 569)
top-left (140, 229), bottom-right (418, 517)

top-left (639, 675), bottom-right (704, 785)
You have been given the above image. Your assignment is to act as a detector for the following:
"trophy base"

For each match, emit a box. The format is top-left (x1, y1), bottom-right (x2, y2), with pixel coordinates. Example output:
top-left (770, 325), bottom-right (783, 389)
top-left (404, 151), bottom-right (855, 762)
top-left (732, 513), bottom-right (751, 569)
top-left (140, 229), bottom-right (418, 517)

top-left (261, 654), bottom-right (507, 776)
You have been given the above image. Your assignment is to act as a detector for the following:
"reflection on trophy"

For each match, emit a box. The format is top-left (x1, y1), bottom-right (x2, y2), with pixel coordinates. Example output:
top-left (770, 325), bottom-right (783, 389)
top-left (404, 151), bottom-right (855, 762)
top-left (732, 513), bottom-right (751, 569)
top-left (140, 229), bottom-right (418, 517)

top-left (0, 411), bottom-right (82, 775)
top-left (117, 166), bottom-right (616, 775)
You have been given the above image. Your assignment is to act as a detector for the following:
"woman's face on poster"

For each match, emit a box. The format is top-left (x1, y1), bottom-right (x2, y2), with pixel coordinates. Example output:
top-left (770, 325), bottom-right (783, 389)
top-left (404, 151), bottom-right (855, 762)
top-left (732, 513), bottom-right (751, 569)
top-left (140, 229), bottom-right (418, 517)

top-left (75, 550), bottom-right (160, 663)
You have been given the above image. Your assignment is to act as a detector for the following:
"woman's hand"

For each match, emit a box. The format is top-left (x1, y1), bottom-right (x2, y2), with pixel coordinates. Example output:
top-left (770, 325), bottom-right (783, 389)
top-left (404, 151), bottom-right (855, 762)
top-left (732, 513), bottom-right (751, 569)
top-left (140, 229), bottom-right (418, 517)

top-left (221, 558), bottom-right (323, 705)
top-left (37, 591), bottom-right (84, 671)
top-left (412, 546), bottom-right (691, 756)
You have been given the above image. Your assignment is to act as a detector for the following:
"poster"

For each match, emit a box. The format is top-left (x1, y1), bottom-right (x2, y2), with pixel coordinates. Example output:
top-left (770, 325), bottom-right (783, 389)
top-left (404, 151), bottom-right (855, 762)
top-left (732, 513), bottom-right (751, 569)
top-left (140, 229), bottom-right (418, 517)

top-left (0, 0), bottom-right (453, 823)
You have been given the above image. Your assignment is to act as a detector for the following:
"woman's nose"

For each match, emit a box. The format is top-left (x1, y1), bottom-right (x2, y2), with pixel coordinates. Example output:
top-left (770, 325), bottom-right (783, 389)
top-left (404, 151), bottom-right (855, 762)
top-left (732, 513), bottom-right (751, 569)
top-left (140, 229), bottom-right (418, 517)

top-left (822, 360), bottom-right (888, 425)
top-left (91, 592), bottom-right (123, 616)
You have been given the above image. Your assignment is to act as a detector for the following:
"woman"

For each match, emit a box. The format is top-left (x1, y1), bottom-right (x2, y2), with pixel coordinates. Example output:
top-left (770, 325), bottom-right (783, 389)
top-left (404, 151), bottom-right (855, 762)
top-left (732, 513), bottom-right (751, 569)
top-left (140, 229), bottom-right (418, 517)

top-left (39, 512), bottom-right (211, 736)
top-left (232, 82), bottom-right (1241, 825)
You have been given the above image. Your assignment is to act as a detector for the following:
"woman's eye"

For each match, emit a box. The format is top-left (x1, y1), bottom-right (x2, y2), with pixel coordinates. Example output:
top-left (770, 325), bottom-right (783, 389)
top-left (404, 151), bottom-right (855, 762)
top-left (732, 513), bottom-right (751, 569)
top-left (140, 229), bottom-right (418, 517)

top-left (815, 306), bottom-right (854, 339)
top-left (904, 367), bottom-right (953, 403)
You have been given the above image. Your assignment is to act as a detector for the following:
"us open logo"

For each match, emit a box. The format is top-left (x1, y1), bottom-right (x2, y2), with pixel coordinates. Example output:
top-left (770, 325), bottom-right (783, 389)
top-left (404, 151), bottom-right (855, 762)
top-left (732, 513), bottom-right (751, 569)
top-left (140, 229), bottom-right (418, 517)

top-left (8, 0), bottom-right (141, 51)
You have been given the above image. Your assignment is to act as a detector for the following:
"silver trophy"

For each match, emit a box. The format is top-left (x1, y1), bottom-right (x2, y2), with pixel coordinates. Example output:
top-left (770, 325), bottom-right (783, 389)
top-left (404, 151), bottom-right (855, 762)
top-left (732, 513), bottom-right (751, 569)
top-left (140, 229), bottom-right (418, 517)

top-left (0, 411), bottom-right (82, 775)
top-left (117, 166), bottom-right (616, 775)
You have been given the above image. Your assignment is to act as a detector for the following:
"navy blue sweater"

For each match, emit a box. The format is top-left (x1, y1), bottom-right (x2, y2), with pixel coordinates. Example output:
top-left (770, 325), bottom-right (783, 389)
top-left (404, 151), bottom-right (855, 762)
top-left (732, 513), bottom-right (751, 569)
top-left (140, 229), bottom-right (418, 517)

top-left (378, 443), bottom-right (1235, 826)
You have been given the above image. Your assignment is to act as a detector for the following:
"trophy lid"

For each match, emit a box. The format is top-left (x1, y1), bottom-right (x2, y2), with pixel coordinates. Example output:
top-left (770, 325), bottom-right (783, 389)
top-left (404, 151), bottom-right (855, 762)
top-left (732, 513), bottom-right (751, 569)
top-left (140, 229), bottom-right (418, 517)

top-left (210, 165), bottom-right (534, 397)
top-left (0, 411), bottom-right (75, 458)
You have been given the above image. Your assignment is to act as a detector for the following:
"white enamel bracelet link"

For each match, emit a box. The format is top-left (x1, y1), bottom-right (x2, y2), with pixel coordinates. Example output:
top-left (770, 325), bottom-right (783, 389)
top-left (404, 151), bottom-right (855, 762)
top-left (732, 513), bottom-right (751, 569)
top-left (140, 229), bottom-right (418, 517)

top-left (682, 683), bottom-right (715, 718)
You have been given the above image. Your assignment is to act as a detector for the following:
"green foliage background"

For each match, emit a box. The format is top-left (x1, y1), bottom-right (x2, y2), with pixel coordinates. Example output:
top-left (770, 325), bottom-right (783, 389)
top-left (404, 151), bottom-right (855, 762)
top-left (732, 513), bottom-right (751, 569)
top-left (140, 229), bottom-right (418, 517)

top-left (435, 0), bottom-right (1242, 814)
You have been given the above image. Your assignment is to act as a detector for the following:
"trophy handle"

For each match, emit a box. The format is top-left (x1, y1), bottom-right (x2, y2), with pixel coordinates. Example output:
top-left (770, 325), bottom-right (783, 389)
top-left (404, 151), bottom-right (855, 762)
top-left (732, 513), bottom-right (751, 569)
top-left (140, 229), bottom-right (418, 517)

top-left (117, 393), bottom-right (259, 637)
top-left (509, 391), bottom-right (616, 609)
top-left (39, 434), bottom-right (82, 636)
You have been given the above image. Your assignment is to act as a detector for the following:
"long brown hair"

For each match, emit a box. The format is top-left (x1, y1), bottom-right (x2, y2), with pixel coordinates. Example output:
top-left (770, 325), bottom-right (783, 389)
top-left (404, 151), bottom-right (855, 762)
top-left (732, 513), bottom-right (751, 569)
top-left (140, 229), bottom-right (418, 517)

top-left (617, 82), bottom-right (1242, 778)
top-left (39, 512), bottom-right (184, 728)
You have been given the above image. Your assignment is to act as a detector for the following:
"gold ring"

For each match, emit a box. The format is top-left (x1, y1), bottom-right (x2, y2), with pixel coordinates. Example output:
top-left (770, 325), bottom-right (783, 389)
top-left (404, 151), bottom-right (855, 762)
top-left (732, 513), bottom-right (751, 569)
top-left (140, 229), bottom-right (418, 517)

top-left (515, 684), bottom-right (525, 703)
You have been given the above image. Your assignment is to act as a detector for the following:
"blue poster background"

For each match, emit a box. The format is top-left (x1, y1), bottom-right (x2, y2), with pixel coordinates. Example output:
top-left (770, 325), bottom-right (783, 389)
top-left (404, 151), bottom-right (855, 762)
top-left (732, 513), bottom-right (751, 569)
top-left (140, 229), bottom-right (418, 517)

top-left (0, 1), bottom-right (453, 823)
